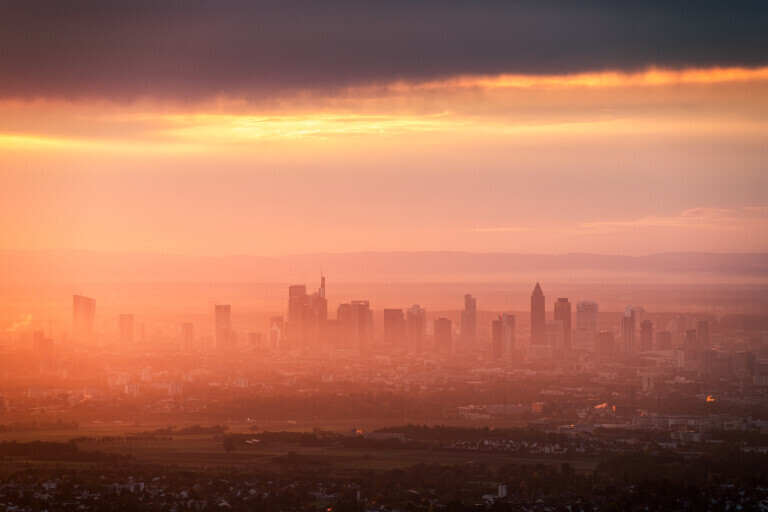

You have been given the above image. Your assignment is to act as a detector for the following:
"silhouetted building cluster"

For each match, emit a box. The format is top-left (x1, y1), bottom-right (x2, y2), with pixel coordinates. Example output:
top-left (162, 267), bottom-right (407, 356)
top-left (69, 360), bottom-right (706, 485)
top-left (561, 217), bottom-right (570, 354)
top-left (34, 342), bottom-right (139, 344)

top-left (66, 278), bottom-right (722, 367)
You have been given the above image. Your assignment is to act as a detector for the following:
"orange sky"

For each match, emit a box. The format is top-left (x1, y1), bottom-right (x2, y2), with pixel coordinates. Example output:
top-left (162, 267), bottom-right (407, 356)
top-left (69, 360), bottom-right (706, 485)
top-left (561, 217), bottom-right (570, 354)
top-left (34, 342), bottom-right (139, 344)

top-left (2, 66), bottom-right (767, 256)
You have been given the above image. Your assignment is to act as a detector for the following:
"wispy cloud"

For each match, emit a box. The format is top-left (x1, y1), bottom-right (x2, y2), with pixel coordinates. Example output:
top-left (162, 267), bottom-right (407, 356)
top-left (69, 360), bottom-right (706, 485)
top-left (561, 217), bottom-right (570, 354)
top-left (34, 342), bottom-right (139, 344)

top-left (577, 207), bottom-right (767, 234)
top-left (471, 227), bottom-right (535, 233)
top-left (472, 207), bottom-right (768, 235)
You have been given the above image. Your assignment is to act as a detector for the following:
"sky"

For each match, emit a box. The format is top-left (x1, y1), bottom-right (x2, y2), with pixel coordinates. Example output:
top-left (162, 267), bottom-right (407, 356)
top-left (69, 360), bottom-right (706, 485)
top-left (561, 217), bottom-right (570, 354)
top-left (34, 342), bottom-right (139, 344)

top-left (1, 0), bottom-right (767, 257)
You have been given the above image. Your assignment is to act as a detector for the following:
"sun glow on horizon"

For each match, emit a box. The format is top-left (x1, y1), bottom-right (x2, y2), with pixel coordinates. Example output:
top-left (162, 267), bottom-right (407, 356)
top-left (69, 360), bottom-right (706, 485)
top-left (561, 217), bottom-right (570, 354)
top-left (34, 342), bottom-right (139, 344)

top-left (386, 65), bottom-right (768, 91)
top-left (1, 65), bottom-right (767, 152)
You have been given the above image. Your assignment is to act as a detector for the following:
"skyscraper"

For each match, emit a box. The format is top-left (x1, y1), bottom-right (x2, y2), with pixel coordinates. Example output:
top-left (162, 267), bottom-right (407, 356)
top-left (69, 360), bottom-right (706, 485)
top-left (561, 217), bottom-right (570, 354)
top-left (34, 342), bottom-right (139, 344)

top-left (434, 318), bottom-right (452, 353)
top-left (336, 303), bottom-right (354, 349)
top-left (308, 276), bottom-right (328, 344)
top-left (287, 284), bottom-right (309, 345)
top-left (336, 300), bottom-right (372, 351)
top-left (461, 294), bottom-right (477, 347)
top-left (491, 313), bottom-right (515, 359)
top-left (73, 294), bottom-right (96, 340)
top-left (686, 329), bottom-right (698, 360)
top-left (554, 298), bottom-right (571, 351)
top-left (406, 305), bottom-right (426, 352)
top-left (622, 306), bottom-right (636, 354)
top-left (530, 283), bottom-right (545, 346)
top-left (640, 320), bottom-right (653, 352)
top-left (576, 301), bottom-right (598, 351)
top-left (545, 320), bottom-right (563, 350)
top-left (118, 314), bottom-right (134, 344)
top-left (268, 316), bottom-right (283, 349)
top-left (287, 277), bottom-right (327, 347)
top-left (352, 300), bottom-right (374, 348)
top-left (214, 304), bottom-right (232, 350)
top-left (491, 319), bottom-right (503, 359)
top-left (383, 309), bottom-right (405, 346)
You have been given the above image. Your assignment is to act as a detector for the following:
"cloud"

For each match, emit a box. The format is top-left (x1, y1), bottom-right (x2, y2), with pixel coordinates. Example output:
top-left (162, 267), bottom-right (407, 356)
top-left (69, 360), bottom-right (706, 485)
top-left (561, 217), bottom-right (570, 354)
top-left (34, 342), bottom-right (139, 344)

top-left (472, 227), bottom-right (534, 233)
top-left (743, 206), bottom-right (768, 213)
top-left (679, 207), bottom-right (736, 218)
top-left (1, 0), bottom-right (767, 102)
top-left (472, 207), bottom-right (768, 243)
top-left (578, 207), bottom-right (768, 234)
top-left (3, 63), bottom-right (767, 149)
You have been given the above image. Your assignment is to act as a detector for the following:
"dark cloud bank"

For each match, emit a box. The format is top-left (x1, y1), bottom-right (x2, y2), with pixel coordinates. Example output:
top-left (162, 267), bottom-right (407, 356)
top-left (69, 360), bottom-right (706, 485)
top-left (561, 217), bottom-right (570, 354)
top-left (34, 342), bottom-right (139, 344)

top-left (1, 0), bottom-right (767, 101)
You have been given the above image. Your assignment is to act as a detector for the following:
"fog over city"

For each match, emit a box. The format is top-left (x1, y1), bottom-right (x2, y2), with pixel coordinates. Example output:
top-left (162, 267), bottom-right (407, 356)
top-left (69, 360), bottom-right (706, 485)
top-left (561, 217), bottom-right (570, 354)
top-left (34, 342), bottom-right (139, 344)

top-left (2, 1), bottom-right (768, 511)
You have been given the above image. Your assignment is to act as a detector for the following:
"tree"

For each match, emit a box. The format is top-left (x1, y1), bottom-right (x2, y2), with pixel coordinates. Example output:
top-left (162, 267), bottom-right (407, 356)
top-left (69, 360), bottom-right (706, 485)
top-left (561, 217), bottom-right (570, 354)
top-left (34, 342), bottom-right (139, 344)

top-left (223, 435), bottom-right (236, 454)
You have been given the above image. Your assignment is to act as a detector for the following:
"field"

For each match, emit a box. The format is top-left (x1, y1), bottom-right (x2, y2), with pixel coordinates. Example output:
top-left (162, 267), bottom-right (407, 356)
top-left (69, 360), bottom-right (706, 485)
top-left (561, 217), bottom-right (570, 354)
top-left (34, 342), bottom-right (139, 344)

top-left (0, 424), bottom-right (598, 475)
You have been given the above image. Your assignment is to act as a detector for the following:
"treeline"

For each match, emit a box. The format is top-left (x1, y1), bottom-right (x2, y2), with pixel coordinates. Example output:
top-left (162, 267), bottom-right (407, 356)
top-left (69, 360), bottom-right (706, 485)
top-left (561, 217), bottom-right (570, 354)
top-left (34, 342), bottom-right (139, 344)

top-left (270, 450), bottom-right (327, 466)
top-left (597, 449), bottom-right (768, 488)
top-left (73, 435), bottom-right (170, 443)
top-left (374, 423), bottom-right (686, 444)
top-left (224, 430), bottom-right (332, 448)
top-left (0, 420), bottom-right (79, 432)
top-left (375, 424), bottom-right (560, 442)
top-left (229, 430), bottom-right (430, 451)
top-left (135, 424), bottom-right (229, 436)
top-left (74, 425), bottom-right (232, 443)
top-left (0, 440), bottom-right (131, 462)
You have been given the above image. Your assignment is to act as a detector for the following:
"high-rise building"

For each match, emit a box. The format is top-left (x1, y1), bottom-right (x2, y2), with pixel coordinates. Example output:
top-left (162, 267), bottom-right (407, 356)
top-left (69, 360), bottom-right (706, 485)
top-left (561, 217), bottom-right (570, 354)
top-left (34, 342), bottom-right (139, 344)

top-left (575, 301), bottom-right (599, 351)
top-left (685, 329), bottom-right (698, 360)
top-left (118, 314), bottom-right (134, 344)
top-left (337, 300), bottom-right (372, 351)
top-left (502, 313), bottom-right (516, 353)
top-left (336, 303), bottom-right (354, 349)
top-left (554, 298), bottom-right (572, 351)
top-left (461, 294), bottom-right (477, 347)
top-left (214, 304), bottom-right (232, 350)
top-left (621, 306), bottom-right (636, 354)
top-left (287, 284), bottom-right (309, 345)
top-left (632, 306), bottom-right (646, 325)
top-left (491, 319), bottom-right (503, 359)
top-left (268, 316), bottom-right (283, 349)
top-left (383, 309), bottom-right (405, 346)
top-left (673, 315), bottom-right (690, 346)
top-left (308, 276), bottom-right (328, 344)
top-left (545, 320), bottom-right (563, 350)
top-left (73, 295), bottom-right (96, 340)
top-left (640, 320), bottom-right (653, 352)
top-left (491, 313), bottom-right (515, 359)
top-left (181, 322), bottom-right (194, 352)
top-left (287, 277), bottom-right (327, 347)
top-left (406, 305), bottom-right (426, 352)
top-left (434, 318), bottom-right (452, 353)
top-left (530, 283), bottom-right (545, 346)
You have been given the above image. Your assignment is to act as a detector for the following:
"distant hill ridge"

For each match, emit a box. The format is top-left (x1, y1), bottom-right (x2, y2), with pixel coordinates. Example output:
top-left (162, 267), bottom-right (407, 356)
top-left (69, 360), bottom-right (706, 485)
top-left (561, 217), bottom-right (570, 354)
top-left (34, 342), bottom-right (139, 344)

top-left (1, 250), bottom-right (766, 282)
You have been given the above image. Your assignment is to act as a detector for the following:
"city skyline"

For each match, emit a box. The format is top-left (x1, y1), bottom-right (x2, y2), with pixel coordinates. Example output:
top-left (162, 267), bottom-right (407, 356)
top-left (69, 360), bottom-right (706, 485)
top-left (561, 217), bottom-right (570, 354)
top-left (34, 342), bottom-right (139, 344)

top-left (1, 3), bottom-right (767, 510)
top-left (58, 277), bottom-right (672, 358)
